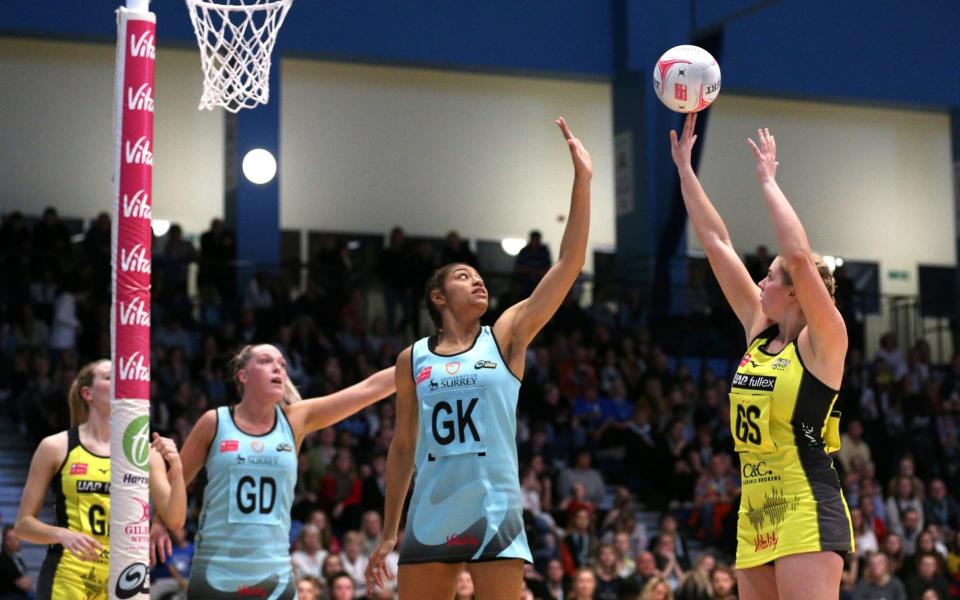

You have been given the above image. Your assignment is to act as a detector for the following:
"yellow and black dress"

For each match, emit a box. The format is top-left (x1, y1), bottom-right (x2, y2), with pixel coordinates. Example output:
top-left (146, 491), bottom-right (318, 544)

top-left (731, 325), bottom-right (854, 569)
top-left (36, 427), bottom-right (110, 600)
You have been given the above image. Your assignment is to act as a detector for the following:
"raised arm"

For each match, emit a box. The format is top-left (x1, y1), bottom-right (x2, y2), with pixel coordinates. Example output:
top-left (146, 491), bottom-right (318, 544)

top-left (671, 113), bottom-right (763, 339)
top-left (287, 367), bottom-right (396, 443)
top-left (15, 433), bottom-right (103, 562)
top-left (365, 348), bottom-right (417, 592)
top-left (495, 117), bottom-right (591, 363)
top-left (151, 409), bottom-right (216, 564)
top-left (747, 128), bottom-right (847, 379)
top-left (149, 434), bottom-right (186, 530)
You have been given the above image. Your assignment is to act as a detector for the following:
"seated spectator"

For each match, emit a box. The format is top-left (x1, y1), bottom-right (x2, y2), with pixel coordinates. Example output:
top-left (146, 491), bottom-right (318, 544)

top-left (320, 450), bottom-right (363, 533)
top-left (629, 550), bottom-right (661, 593)
top-left (359, 510), bottom-right (383, 555)
top-left (338, 531), bottom-right (369, 597)
top-left (296, 576), bottom-right (321, 600)
top-left (710, 564), bottom-right (737, 600)
top-left (904, 553), bottom-right (950, 600)
top-left (652, 533), bottom-right (686, 590)
top-left (360, 451), bottom-right (388, 516)
top-left (887, 476), bottom-right (925, 538)
top-left (594, 544), bottom-right (625, 600)
top-left (613, 531), bottom-right (637, 578)
top-left (326, 571), bottom-right (356, 600)
top-left (561, 508), bottom-right (596, 576)
top-left (569, 567), bottom-right (598, 600)
top-left (454, 569), bottom-right (475, 600)
top-left (923, 479), bottom-right (959, 533)
top-left (838, 419), bottom-right (872, 474)
top-left (853, 553), bottom-right (907, 600)
top-left (291, 524), bottom-right (328, 580)
top-left (899, 508), bottom-right (924, 557)
top-left (0, 525), bottom-right (32, 600)
top-left (560, 481), bottom-right (595, 525)
top-left (557, 448), bottom-right (606, 507)
top-left (690, 453), bottom-right (739, 546)
top-left (852, 506), bottom-right (880, 558)
top-left (651, 514), bottom-right (692, 571)
top-left (883, 533), bottom-right (908, 580)
top-left (320, 554), bottom-right (344, 588)
top-left (641, 575), bottom-right (674, 600)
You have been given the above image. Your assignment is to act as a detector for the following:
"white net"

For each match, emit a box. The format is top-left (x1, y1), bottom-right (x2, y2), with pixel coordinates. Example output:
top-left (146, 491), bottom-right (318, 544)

top-left (185, 0), bottom-right (293, 112)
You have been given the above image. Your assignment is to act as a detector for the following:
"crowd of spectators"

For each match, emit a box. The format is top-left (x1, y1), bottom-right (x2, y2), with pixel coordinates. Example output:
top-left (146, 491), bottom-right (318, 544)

top-left (0, 209), bottom-right (959, 599)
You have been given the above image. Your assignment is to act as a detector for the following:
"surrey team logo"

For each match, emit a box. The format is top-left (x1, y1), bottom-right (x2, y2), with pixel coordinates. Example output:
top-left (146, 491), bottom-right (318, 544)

top-left (251, 440), bottom-right (264, 453)
top-left (445, 362), bottom-right (461, 375)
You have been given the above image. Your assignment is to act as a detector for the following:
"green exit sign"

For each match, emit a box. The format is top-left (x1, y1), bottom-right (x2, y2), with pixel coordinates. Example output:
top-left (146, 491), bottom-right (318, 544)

top-left (887, 270), bottom-right (910, 281)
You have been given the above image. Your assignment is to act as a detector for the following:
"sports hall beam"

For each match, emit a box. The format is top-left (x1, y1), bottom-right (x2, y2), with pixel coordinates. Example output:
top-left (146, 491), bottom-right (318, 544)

top-left (224, 58), bottom-right (282, 293)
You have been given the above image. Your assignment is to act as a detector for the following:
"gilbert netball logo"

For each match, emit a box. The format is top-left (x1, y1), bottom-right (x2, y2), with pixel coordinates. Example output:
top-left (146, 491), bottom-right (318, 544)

top-left (131, 497), bottom-right (150, 524)
top-left (123, 415), bottom-right (151, 472)
top-left (445, 362), bottom-right (461, 375)
top-left (122, 190), bottom-right (151, 219)
top-left (129, 30), bottom-right (156, 59)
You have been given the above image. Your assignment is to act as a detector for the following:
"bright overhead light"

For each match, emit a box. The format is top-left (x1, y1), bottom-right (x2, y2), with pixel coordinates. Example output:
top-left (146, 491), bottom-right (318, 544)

top-left (151, 219), bottom-right (171, 237)
top-left (242, 148), bottom-right (277, 184)
top-left (501, 238), bottom-right (525, 256)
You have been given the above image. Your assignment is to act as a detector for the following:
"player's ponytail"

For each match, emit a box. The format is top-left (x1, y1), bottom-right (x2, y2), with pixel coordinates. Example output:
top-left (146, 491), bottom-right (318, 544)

top-left (781, 252), bottom-right (836, 300)
top-left (423, 263), bottom-right (461, 332)
top-left (67, 359), bottom-right (108, 427)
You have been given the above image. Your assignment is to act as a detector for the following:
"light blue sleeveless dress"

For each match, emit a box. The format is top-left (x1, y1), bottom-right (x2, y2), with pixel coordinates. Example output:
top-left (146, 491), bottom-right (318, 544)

top-left (187, 405), bottom-right (298, 599)
top-left (399, 326), bottom-right (533, 564)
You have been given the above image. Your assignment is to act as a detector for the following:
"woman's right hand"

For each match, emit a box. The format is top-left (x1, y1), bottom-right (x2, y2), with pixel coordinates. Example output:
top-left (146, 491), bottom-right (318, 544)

top-left (150, 521), bottom-right (172, 566)
top-left (670, 113), bottom-right (698, 173)
top-left (364, 537), bottom-right (397, 592)
top-left (57, 528), bottom-right (103, 562)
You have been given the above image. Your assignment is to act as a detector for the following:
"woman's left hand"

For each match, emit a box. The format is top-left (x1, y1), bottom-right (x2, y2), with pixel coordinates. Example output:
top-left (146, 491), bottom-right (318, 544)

top-left (747, 127), bottom-right (779, 184)
top-left (152, 433), bottom-right (182, 471)
top-left (557, 117), bottom-right (593, 179)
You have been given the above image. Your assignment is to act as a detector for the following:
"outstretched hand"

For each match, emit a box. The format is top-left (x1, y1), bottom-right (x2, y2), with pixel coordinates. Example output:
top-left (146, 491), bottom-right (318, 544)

top-left (670, 113), bottom-right (698, 173)
top-left (747, 127), bottom-right (778, 184)
top-left (557, 117), bottom-right (592, 179)
top-left (364, 537), bottom-right (396, 593)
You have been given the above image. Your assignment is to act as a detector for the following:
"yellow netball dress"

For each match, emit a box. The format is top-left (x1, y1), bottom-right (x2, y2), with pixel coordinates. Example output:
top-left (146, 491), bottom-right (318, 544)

top-left (36, 428), bottom-right (111, 600)
top-left (731, 325), bottom-right (853, 569)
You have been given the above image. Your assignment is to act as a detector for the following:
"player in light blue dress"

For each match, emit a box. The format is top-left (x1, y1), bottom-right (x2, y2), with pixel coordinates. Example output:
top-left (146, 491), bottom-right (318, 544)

top-left (152, 344), bottom-right (395, 600)
top-left (366, 117), bottom-right (593, 599)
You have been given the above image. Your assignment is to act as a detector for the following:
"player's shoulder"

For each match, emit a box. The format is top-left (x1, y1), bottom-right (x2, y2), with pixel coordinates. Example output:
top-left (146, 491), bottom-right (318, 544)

top-left (33, 430), bottom-right (69, 468)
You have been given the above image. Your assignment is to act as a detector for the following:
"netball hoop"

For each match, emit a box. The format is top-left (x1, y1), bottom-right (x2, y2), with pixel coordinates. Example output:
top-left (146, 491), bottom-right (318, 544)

top-left (185, 0), bottom-right (293, 112)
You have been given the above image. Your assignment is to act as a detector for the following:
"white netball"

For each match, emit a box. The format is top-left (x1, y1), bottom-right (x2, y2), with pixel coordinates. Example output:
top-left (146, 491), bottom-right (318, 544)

top-left (652, 45), bottom-right (722, 113)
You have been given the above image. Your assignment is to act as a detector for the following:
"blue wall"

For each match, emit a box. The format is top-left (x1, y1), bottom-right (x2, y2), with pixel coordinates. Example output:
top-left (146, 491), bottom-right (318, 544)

top-left (0, 1), bottom-right (613, 79)
top-left (3, 1), bottom-right (958, 107)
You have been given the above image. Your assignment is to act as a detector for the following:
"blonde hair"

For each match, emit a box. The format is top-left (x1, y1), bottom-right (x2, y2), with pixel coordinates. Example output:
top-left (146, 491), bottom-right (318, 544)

top-left (780, 252), bottom-right (836, 299)
top-left (229, 344), bottom-right (302, 405)
top-left (67, 359), bottom-right (109, 427)
top-left (641, 576), bottom-right (674, 600)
